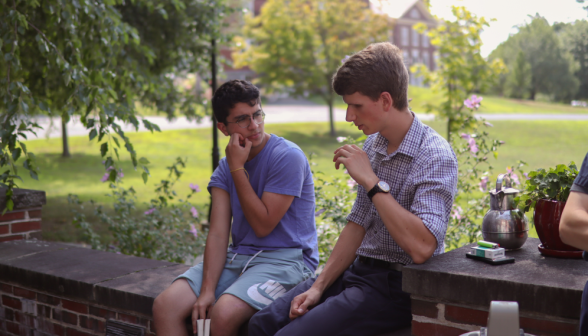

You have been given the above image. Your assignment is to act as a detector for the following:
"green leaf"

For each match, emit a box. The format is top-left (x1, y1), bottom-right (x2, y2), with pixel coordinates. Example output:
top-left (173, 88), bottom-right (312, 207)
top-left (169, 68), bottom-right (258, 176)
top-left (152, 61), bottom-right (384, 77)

top-left (104, 157), bottom-right (113, 169)
top-left (87, 118), bottom-right (95, 128)
top-left (12, 148), bottom-right (21, 161)
top-left (89, 129), bottom-right (97, 141)
top-left (20, 142), bottom-right (27, 155)
top-left (100, 143), bottom-right (108, 157)
top-left (142, 172), bottom-right (149, 184)
top-left (4, 53), bottom-right (12, 61)
top-left (139, 157), bottom-right (150, 165)
top-left (20, 101), bottom-right (29, 113)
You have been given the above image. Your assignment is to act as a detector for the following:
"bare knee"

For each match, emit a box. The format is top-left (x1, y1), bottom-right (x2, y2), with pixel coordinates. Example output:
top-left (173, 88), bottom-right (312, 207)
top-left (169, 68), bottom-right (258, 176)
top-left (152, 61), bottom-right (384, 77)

top-left (209, 296), bottom-right (256, 336)
top-left (152, 293), bottom-right (168, 319)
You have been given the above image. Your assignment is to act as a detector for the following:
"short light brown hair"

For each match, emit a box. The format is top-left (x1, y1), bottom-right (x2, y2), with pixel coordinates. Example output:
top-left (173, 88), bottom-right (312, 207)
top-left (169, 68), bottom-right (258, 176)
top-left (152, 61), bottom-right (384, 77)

top-left (333, 42), bottom-right (409, 110)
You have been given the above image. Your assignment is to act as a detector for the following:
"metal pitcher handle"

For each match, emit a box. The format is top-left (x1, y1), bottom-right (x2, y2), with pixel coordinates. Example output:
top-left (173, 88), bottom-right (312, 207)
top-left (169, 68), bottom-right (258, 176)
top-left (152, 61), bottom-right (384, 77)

top-left (495, 174), bottom-right (512, 192)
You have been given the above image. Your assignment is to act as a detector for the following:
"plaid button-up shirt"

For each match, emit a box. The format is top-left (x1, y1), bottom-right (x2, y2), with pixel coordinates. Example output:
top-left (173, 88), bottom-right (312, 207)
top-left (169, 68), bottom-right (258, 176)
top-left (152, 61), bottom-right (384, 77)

top-left (347, 115), bottom-right (458, 265)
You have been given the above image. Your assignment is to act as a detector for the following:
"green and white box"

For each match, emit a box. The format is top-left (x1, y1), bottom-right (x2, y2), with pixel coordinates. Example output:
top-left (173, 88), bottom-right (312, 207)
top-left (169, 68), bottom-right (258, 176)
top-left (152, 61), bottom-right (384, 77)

top-left (471, 246), bottom-right (505, 259)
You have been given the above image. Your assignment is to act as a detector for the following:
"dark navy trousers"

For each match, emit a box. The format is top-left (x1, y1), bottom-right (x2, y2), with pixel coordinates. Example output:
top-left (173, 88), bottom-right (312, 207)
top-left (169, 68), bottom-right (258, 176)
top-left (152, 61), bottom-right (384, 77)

top-left (248, 259), bottom-right (412, 336)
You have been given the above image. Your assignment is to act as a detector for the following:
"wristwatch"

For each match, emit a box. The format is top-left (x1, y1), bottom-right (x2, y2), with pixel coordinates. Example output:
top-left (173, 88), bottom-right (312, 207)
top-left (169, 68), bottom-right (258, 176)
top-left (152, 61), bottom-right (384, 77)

top-left (367, 181), bottom-right (390, 201)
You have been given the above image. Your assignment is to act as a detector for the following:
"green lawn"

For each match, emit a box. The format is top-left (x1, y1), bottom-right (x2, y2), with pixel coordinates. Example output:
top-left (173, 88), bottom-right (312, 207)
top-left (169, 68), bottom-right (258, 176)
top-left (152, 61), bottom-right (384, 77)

top-left (309, 86), bottom-right (588, 114)
top-left (15, 119), bottom-right (588, 242)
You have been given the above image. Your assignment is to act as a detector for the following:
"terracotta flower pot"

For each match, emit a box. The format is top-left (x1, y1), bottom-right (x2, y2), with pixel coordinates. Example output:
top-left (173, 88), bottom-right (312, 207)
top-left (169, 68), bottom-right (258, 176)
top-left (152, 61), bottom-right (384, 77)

top-left (534, 199), bottom-right (581, 252)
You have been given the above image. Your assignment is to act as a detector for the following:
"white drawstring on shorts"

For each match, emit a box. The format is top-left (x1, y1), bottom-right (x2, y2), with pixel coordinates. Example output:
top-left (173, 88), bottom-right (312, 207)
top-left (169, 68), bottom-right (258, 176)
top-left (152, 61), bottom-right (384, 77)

top-left (240, 250), bottom-right (263, 276)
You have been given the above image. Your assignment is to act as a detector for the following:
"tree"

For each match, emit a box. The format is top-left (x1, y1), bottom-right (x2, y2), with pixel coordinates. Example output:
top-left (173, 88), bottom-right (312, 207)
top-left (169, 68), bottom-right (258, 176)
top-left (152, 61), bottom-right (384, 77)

top-left (412, 6), bottom-right (504, 141)
top-left (555, 20), bottom-right (588, 100)
top-left (489, 16), bottom-right (579, 102)
top-left (233, 0), bottom-right (389, 137)
top-left (505, 51), bottom-right (532, 99)
top-left (0, 0), bottom-right (229, 211)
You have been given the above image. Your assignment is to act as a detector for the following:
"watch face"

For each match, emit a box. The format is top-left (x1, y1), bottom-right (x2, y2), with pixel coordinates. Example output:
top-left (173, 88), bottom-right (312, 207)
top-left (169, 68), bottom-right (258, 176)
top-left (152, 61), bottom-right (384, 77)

top-left (378, 181), bottom-right (390, 192)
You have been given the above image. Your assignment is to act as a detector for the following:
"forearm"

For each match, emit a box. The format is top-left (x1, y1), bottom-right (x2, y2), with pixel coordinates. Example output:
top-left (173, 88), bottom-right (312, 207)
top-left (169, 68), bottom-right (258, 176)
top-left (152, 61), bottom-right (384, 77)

top-left (231, 170), bottom-right (293, 237)
top-left (199, 231), bottom-right (229, 296)
top-left (232, 170), bottom-right (273, 230)
top-left (371, 192), bottom-right (437, 264)
top-left (200, 188), bottom-right (231, 295)
top-left (560, 192), bottom-right (588, 251)
top-left (311, 222), bottom-right (365, 293)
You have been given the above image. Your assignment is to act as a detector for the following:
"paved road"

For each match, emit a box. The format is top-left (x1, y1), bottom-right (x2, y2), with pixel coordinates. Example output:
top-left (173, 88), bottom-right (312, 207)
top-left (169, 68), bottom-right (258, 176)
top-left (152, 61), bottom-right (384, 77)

top-left (28, 104), bottom-right (588, 139)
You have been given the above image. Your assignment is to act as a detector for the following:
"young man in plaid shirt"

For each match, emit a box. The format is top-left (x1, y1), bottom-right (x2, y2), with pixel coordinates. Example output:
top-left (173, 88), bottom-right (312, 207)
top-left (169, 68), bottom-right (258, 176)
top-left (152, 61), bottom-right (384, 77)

top-left (249, 42), bottom-right (459, 336)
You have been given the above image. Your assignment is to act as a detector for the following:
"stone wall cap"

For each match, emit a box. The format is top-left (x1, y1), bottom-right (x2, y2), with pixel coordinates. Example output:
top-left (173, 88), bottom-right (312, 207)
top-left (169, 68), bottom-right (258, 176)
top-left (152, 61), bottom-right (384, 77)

top-left (402, 238), bottom-right (586, 319)
top-left (0, 188), bottom-right (46, 210)
top-left (0, 240), bottom-right (183, 311)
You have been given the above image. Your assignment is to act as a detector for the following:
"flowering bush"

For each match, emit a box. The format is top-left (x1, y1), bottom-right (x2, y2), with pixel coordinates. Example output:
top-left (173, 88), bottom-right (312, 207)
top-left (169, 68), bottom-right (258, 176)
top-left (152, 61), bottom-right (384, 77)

top-left (68, 157), bottom-right (206, 263)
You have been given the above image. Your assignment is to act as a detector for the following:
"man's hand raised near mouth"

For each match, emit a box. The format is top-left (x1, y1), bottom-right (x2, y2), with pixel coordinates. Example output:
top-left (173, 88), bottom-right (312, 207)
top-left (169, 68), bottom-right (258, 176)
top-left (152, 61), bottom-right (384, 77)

top-left (226, 133), bottom-right (252, 170)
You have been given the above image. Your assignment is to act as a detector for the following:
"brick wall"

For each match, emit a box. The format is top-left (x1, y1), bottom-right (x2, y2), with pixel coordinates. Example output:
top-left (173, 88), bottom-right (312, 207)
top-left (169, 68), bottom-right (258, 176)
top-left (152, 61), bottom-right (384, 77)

top-left (0, 208), bottom-right (43, 243)
top-left (411, 296), bottom-right (579, 336)
top-left (0, 281), bottom-right (154, 336)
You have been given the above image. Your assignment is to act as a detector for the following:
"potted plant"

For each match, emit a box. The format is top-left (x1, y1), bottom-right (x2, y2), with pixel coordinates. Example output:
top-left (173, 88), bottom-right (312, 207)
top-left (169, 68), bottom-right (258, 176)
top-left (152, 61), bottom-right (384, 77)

top-left (516, 163), bottom-right (580, 257)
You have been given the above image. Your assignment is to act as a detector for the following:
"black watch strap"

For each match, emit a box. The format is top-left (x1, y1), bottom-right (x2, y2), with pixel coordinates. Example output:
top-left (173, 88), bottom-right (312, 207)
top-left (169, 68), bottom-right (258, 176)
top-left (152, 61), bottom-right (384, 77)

top-left (367, 182), bottom-right (388, 201)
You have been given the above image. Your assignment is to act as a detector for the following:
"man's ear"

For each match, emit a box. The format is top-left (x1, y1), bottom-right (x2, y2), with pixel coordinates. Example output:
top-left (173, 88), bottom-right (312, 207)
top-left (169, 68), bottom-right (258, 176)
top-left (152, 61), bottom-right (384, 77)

top-left (217, 122), bottom-right (229, 136)
top-left (380, 92), bottom-right (393, 112)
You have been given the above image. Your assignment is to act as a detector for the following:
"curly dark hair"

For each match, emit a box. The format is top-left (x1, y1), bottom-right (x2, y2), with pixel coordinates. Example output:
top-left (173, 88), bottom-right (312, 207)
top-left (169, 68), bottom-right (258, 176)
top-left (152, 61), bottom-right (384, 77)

top-left (332, 42), bottom-right (409, 110)
top-left (212, 80), bottom-right (260, 124)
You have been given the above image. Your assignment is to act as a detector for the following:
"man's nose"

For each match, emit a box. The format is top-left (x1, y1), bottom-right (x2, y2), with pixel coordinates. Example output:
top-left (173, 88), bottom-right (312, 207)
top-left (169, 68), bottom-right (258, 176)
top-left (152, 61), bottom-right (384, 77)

top-left (247, 116), bottom-right (259, 130)
top-left (345, 107), bottom-right (355, 122)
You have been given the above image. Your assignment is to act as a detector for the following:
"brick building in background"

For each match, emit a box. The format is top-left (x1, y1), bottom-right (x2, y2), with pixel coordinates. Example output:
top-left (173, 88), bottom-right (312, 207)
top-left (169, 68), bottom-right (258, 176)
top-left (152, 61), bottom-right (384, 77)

top-left (222, 0), bottom-right (437, 87)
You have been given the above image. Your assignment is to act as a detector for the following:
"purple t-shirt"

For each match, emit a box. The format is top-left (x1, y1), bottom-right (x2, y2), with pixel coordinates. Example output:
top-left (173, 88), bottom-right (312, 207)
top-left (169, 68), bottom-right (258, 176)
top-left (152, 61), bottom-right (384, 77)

top-left (208, 134), bottom-right (318, 271)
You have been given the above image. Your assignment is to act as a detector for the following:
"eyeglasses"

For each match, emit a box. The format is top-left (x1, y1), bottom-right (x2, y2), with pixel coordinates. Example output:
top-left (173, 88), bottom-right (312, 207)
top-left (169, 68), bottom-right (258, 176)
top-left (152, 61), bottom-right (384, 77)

top-left (226, 110), bottom-right (265, 129)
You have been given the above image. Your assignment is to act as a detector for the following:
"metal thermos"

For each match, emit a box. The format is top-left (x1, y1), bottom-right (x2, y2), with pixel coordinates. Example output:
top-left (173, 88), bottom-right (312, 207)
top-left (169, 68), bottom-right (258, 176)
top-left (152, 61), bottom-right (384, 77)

top-left (482, 174), bottom-right (529, 250)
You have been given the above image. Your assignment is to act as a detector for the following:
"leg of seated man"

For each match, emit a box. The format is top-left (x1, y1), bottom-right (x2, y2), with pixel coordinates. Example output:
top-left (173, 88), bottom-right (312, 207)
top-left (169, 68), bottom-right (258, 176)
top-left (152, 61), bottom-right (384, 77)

top-left (250, 262), bottom-right (411, 336)
top-left (210, 294), bottom-right (257, 336)
top-left (153, 279), bottom-right (197, 336)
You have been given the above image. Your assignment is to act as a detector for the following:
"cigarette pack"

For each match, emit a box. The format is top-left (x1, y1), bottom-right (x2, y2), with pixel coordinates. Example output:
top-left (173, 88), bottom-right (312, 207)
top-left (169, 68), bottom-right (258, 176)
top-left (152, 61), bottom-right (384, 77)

top-left (471, 246), bottom-right (505, 259)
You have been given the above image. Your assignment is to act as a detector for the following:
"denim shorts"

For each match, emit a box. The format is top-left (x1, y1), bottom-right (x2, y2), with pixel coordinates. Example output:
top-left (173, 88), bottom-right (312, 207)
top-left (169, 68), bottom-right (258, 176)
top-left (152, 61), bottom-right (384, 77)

top-left (174, 248), bottom-right (313, 310)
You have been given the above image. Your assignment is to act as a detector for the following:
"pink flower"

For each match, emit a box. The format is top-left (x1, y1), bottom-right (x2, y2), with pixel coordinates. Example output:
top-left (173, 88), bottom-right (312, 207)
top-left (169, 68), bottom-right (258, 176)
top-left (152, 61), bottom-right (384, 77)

top-left (451, 206), bottom-right (463, 220)
top-left (336, 137), bottom-right (346, 143)
top-left (464, 95), bottom-right (483, 110)
top-left (468, 138), bottom-right (478, 154)
top-left (189, 224), bottom-right (198, 238)
top-left (484, 121), bottom-right (493, 127)
top-left (461, 134), bottom-right (478, 155)
top-left (190, 206), bottom-right (199, 218)
top-left (144, 208), bottom-right (156, 215)
top-left (506, 167), bottom-right (520, 185)
top-left (523, 172), bottom-right (530, 180)
top-left (347, 178), bottom-right (357, 188)
top-left (101, 166), bottom-right (123, 182)
top-left (341, 55), bottom-right (350, 64)
top-left (189, 183), bottom-right (201, 192)
top-left (479, 176), bottom-right (489, 191)
top-left (315, 208), bottom-right (326, 217)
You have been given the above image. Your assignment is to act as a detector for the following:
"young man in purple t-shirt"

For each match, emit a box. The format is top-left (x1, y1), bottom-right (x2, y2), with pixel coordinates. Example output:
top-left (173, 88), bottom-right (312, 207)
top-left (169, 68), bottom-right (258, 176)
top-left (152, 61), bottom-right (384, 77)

top-left (152, 80), bottom-right (318, 336)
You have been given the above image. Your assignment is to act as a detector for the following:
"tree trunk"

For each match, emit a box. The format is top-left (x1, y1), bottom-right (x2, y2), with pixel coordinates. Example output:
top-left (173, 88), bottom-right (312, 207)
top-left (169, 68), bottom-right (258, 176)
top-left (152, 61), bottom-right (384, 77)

top-left (61, 119), bottom-right (71, 158)
top-left (328, 99), bottom-right (336, 137)
top-left (530, 88), bottom-right (536, 101)
top-left (446, 117), bottom-right (452, 143)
